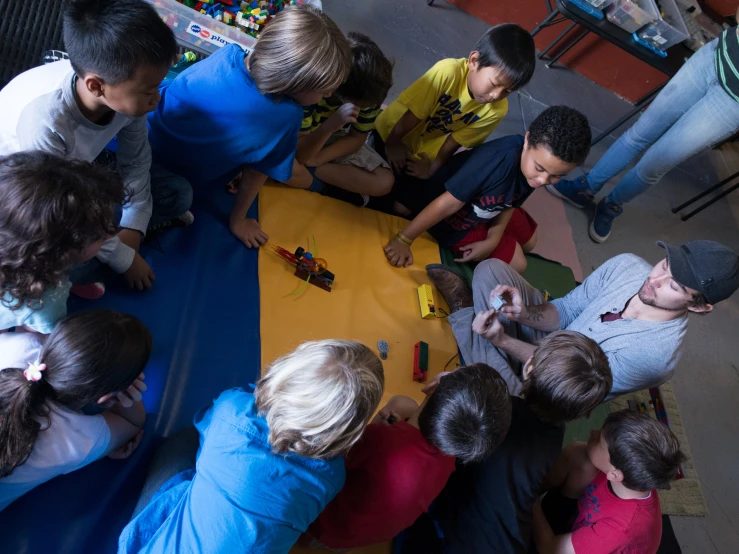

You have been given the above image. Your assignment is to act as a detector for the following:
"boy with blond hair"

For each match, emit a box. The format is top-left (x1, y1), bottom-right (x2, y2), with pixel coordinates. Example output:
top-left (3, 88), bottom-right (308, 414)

top-left (119, 340), bottom-right (385, 553)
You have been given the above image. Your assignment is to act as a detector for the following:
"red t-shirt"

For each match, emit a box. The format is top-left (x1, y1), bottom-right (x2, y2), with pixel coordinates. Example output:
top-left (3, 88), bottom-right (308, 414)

top-left (571, 471), bottom-right (662, 554)
top-left (308, 421), bottom-right (456, 548)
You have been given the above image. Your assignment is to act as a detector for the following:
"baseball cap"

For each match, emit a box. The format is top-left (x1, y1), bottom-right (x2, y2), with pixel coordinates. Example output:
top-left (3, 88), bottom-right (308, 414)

top-left (657, 240), bottom-right (739, 304)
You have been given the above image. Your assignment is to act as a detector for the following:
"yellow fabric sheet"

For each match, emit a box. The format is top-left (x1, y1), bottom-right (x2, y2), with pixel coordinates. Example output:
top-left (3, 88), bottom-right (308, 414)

top-left (259, 186), bottom-right (459, 412)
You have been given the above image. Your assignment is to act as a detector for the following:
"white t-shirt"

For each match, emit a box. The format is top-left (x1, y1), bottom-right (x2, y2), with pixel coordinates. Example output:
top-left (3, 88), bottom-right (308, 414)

top-left (0, 333), bottom-right (111, 511)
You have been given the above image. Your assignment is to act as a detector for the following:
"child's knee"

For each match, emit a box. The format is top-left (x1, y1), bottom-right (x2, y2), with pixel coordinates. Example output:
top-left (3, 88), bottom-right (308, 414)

top-left (522, 230), bottom-right (537, 253)
top-left (372, 168), bottom-right (395, 196)
top-left (284, 163), bottom-right (314, 189)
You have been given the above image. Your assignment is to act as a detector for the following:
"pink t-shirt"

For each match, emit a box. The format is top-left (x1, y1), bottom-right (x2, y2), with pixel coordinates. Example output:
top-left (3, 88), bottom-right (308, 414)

top-left (572, 471), bottom-right (662, 554)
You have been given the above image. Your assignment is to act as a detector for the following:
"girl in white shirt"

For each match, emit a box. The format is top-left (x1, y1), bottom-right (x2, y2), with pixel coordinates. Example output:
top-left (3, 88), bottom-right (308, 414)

top-left (0, 310), bottom-right (150, 510)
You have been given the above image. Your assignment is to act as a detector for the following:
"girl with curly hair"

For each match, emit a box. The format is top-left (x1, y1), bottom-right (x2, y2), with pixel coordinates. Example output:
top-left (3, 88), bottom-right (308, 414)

top-left (0, 151), bottom-right (125, 333)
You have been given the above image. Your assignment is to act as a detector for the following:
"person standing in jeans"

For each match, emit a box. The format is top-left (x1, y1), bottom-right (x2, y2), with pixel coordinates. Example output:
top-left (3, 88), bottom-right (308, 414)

top-left (548, 20), bottom-right (739, 243)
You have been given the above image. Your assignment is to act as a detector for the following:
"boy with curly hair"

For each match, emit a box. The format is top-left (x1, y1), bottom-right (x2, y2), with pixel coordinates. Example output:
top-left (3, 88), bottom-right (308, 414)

top-left (383, 106), bottom-right (592, 272)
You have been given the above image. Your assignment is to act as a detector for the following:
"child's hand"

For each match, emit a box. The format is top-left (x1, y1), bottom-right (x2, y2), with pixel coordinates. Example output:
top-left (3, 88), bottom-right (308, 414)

top-left (490, 285), bottom-right (525, 322)
top-left (326, 103), bottom-right (360, 133)
top-left (421, 371), bottom-right (452, 395)
top-left (472, 309), bottom-right (505, 345)
top-left (124, 253), bottom-right (155, 291)
top-left (385, 142), bottom-right (410, 174)
top-left (107, 429), bottom-right (144, 460)
top-left (100, 373), bottom-right (147, 409)
top-left (454, 240), bottom-right (494, 263)
top-left (230, 218), bottom-right (268, 248)
top-left (384, 238), bottom-right (413, 267)
top-left (372, 395), bottom-right (419, 424)
top-left (405, 153), bottom-right (432, 179)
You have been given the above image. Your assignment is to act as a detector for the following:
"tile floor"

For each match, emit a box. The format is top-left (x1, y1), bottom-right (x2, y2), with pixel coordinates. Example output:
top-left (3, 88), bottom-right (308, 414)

top-left (326, 1), bottom-right (739, 551)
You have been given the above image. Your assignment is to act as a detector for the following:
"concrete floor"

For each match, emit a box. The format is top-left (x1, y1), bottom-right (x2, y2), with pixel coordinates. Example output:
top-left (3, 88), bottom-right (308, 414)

top-left (326, 1), bottom-right (739, 552)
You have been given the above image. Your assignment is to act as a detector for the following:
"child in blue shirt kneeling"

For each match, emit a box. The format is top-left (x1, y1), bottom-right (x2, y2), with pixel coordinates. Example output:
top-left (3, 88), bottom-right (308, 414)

top-left (147, 6), bottom-right (351, 249)
top-left (119, 340), bottom-right (384, 553)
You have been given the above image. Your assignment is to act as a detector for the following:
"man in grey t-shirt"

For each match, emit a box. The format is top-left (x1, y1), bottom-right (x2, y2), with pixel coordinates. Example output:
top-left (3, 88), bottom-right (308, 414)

top-left (427, 240), bottom-right (739, 399)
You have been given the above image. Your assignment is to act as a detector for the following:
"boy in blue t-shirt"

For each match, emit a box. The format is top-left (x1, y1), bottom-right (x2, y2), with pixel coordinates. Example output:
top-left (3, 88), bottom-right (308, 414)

top-left (383, 106), bottom-right (592, 274)
top-left (147, 7), bottom-right (352, 248)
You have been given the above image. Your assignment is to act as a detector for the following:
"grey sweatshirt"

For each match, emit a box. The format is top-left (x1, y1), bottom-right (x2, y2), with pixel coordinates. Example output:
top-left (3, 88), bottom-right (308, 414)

top-left (552, 253), bottom-right (688, 398)
top-left (0, 60), bottom-right (153, 273)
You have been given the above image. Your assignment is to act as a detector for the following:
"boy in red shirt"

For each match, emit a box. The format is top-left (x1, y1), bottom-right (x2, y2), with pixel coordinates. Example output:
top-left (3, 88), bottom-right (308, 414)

top-left (533, 409), bottom-right (685, 554)
top-left (305, 363), bottom-right (512, 550)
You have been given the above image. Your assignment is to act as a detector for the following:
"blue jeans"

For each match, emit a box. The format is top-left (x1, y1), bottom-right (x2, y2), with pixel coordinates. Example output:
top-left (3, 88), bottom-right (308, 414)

top-left (586, 38), bottom-right (739, 206)
top-left (69, 164), bottom-right (192, 284)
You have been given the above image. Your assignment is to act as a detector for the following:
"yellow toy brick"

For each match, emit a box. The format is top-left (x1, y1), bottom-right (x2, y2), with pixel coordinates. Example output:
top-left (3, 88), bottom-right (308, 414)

top-left (417, 284), bottom-right (436, 320)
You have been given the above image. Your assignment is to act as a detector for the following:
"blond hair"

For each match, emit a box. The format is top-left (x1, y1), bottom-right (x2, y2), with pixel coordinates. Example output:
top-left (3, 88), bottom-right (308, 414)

top-left (248, 6), bottom-right (351, 97)
top-left (254, 340), bottom-right (384, 459)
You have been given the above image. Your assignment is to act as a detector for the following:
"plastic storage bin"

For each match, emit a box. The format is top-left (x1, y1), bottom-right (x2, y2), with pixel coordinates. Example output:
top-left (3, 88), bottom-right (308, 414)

top-left (150, 0), bottom-right (256, 56)
top-left (605, 0), bottom-right (659, 33)
top-left (569, 0), bottom-right (618, 19)
top-left (636, 0), bottom-right (689, 51)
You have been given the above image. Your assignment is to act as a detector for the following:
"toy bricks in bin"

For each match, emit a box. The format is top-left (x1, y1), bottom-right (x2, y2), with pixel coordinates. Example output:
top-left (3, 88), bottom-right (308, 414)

top-left (413, 341), bottom-right (429, 382)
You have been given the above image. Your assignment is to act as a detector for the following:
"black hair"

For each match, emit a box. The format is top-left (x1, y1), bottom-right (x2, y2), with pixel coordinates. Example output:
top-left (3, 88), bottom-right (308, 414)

top-left (474, 24), bottom-right (536, 90)
top-left (418, 363), bottom-right (512, 463)
top-left (602, 410), bottom-right (686, 491)
top-left (528, 106), bottom-right (592, 165)
top-left (63, 0), bottom-right (178, 83)
top-left (336, 32), bottom-right (394, 106)
top-left (0, 310), bottom-right (152, 477)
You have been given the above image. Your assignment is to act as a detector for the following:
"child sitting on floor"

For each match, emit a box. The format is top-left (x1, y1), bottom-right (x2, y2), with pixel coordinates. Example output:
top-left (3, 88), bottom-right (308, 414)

top-left (119, 340), bottom-right (385, 553)
top-left (0, 152), bottom-right (124, 334)
top-left (374, 24), bottom-right (535, 178)
top-left (288, 32), bottom-right (394, 207)
top-left (384, 106), bottom-right (592, 272)
top-left (533, 409), bottom-right (685, 554)
top-left (397, 331), bottom-right (612, 554)
top-left (0, 0), bottom-right (190, 298)
top-left (304, 363), bottom-right (512, 550)
top-left (0, 310), bottom-right (151, 511)
top-left (147, 6), bottom-right (351, 249)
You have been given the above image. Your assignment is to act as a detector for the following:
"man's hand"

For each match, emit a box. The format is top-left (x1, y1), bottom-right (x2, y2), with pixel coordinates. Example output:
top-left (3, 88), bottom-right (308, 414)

top-left (454, 240), bottom-right (495, 263)
top-left (472, 309), bottom-right (506, 345)
top-left (385, 142), bottom-right (410, 174)
top-left (384, 238), bottom-right (413, 267)
top-left (124, 254), bottom-right (155, 291)
top-left (230, 217), bottom-right (268, 248)
top-left (108, 429), bottom-right (144, 460)
top-left (118, 228), bottom-right (142, 252)
top-left (490, 285), bottom-right (527, 322)
top-left (325, 103), bottom-right (360, 133)
top-left (405, 153), bottom-right (432, 179)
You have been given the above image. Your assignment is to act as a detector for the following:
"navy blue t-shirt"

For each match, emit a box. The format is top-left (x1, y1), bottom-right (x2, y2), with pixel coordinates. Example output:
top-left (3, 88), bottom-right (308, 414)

top-left (147, 44), bottom-right (303, 188)
top-left (432, 397), bottom-right (564, 554)
top-left (394, 135), bottom-right (532, 247)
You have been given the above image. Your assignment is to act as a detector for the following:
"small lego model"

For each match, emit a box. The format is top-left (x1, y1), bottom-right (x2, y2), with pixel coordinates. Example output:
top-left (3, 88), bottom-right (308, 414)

top-left (269, 243), bottom-right (334, 293)
top-left (377, 340), bottom-right (389, 360)
top-left (490, 295), bottom-right (506, 311)
top-left (417, 284), bottom-right (436, 320)
top-left (413, 341), bottom-right (429, 382)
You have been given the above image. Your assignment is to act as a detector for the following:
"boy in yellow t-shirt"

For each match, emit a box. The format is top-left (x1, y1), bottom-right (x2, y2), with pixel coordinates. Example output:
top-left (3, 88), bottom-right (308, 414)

top-left (375, 24), bottom-right (535, 179)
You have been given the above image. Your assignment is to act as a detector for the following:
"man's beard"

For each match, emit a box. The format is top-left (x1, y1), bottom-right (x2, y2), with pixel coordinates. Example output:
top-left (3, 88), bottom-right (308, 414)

top-left (638, 281), bottom-right (684, 313)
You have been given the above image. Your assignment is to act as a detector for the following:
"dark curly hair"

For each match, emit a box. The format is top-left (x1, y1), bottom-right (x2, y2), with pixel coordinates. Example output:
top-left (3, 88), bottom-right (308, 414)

top-left (337, 32), bottom-right (394, 107)
top-left (527, 106), bottom-right (592, 165)
top-left (0, 151), bottom-right (125, 311)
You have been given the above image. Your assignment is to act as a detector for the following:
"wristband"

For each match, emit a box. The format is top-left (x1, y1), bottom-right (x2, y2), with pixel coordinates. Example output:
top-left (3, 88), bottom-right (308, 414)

top-left (395, 231), bottom-right (413, 246)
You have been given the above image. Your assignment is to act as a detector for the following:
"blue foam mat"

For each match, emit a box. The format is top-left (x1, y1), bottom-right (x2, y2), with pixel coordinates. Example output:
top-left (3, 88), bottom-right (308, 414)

top-left (0, 189), bottom-right (262, 553)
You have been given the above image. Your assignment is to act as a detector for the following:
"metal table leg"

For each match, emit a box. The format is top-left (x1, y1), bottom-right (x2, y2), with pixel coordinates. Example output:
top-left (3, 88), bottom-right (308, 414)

top-left (679, 181), bottom-right (739, 221)
top-left (545, 28), bottom-right (590, 68)
top-left (538, 22), bottom-right (578, 59)
top-left (532, 9), bottom-right (561, 36)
